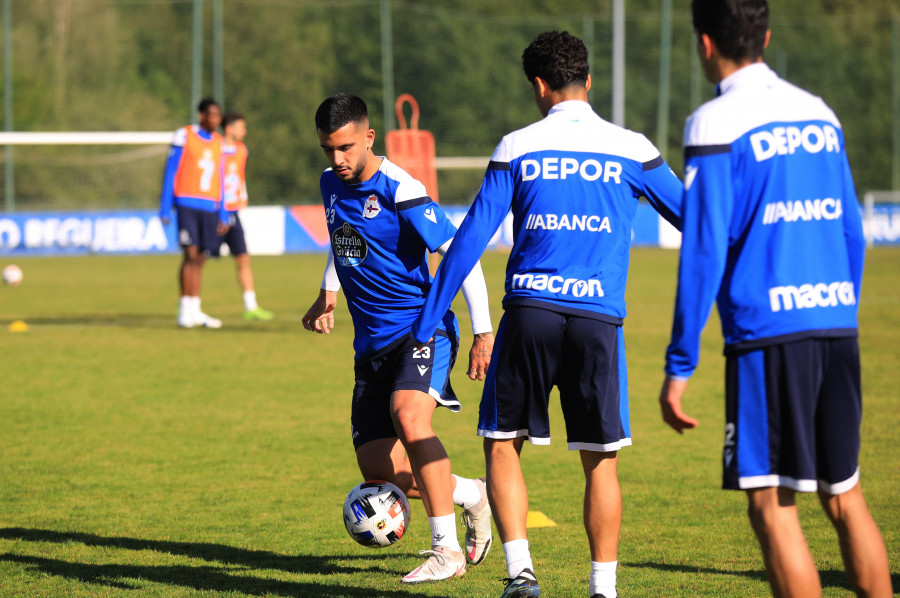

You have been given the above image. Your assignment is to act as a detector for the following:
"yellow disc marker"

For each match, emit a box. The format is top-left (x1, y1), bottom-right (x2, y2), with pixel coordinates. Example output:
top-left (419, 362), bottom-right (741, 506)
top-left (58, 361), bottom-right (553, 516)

top-left (526, 511), bottom-right (557, 528)
top-left (9, 320), bottom-right (29, 332)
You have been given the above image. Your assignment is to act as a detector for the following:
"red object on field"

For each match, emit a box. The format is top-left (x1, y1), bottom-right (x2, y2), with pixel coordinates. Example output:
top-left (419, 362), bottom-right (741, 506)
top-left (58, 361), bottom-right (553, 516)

top-left (385, 94), bottom-right (439, 203)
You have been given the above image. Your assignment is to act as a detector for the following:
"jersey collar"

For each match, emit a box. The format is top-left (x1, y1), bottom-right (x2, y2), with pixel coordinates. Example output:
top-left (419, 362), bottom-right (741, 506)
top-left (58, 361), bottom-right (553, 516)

top-left (547, 100), bottom-right (593, 117)
top-left (715, 62), bottom-right (778, 97)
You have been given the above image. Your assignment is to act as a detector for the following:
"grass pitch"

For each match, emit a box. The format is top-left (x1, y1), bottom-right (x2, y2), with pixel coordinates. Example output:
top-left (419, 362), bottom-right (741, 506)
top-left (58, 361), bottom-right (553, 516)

top-left (0, 249), bottom-right (897, 597)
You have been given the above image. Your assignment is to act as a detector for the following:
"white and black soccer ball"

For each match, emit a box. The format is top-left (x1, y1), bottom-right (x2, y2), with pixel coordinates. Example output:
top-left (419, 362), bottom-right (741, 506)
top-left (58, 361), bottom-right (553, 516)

top-left (2, 264), bottom-right (22, 286)
top-left (343, 480), bottom-right (411, 548)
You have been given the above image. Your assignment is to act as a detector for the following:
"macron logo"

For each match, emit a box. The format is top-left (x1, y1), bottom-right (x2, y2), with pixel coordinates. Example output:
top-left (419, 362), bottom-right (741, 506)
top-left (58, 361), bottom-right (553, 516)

top-left (417, 365), bottom-right (430, 376)
top-left (769, 281), bottom-right (856, 312)
top-left (684, 165), bottom-right (698, 191)
top-left (512, 273), bottom-right (604, 298)
top-left (423, 208), bottom-right (437, 223)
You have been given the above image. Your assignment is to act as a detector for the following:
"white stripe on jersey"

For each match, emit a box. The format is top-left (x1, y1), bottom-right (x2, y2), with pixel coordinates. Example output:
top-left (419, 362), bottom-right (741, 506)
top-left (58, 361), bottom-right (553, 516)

top-left (379, 158), bottom-right (430, 205)
top-left (491, 100), bottom-right (660, 165)
top-left (685, 63), bottom-right (842, 147)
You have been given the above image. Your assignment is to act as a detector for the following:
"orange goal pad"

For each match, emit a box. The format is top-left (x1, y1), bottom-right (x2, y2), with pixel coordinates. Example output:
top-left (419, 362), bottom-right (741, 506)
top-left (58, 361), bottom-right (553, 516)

top-left (385, 94), bottom-right (439, 203)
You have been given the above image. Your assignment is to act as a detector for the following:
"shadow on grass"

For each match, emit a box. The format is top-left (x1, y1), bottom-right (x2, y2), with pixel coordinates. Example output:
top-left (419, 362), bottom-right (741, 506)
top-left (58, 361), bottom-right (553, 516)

top-left (625, 560), bottom-right (900, 593)
top-left (0, 527), bottom-right (442, 597)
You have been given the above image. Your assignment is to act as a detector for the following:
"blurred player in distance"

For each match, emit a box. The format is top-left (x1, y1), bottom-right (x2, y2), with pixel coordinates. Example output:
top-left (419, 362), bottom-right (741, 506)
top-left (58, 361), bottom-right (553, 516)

top-left (302, 93), bottom-right (495, 584)
top-left (657, 1), bottom-right (891, 597)
top-left (410, 31), bottom-right (683, 598)
top-left (159, 97), bottom-right (228, 328)
top-left (220, 112), bottom-right (274, 321)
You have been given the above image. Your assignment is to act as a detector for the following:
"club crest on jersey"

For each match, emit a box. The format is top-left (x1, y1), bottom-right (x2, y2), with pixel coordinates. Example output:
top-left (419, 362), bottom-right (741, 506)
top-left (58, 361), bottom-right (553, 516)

top-left (363, 195), bottom-right (381, 219)
top-left (332, 222), bottom-right (368, 267)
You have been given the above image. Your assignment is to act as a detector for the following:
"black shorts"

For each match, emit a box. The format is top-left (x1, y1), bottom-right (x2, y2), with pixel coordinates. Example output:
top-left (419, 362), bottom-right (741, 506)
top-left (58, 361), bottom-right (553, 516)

top-left (350, 332), bottom-right (459, 450)
top-left (176, 205), bottom-right (222, 257)
top-left (478, 305), bottom-right (631, 452)
top-left (723, 336), bottom-right (861, 494)
top-left (220, 211), bottom-right (248, 256)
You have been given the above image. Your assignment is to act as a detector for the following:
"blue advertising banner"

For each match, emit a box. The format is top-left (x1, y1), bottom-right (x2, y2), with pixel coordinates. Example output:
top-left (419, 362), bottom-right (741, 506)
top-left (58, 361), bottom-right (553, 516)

top-left (0, 211), bottom-right (175, 255)
top-left (864, 204), bottom-right (900, 246)
top-left (1, 203), bottom-right (890, 256)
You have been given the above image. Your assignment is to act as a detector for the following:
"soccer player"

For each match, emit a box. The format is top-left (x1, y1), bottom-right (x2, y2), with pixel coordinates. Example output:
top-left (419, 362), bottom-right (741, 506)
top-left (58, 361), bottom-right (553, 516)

top-left (302, 93), bottom-right (495, 584)
top-left (220, 112), bottom-right (274, 321)
top-left (657, 2), bottom-right (891, 597)
top-left (159, 97), bottom-right (228, 329)
top-left (410, 32), bottom-right (683, 598)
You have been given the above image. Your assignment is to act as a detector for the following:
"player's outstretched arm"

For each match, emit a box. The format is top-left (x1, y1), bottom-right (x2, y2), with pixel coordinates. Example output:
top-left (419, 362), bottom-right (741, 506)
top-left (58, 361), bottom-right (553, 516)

top-left (302, 289), bottom-right (338, 334)
top-left (658, 377), bottom-right (699, 434)
top-left (467, 331), bottom-right (494, 381)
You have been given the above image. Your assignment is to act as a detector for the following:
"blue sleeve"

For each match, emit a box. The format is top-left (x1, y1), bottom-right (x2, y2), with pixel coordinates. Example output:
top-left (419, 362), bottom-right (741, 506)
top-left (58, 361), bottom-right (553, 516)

top-left (641, 157), bottom-right (683, 231)
top-left (841, 156), bottom-right (865, 295)
top-left (159, 145), bottom-right (183, 220)
top-left (396, 197), bottom-right (457, 252)
top-left (664, 146), bottom-right (733, 378)
top-left (411, 161), bottom-right (514, 344)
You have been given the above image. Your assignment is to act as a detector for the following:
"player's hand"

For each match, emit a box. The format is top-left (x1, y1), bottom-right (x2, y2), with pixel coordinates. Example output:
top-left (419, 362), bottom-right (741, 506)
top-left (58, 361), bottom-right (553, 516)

top-left (467, 331), bottom-right (494, 381)
top-left (216, 221), bottom-right (230, 236)
top-left (658, 376), bottom-right (699, 434)
top-left (412, 335), bottom-right (432, 352)
top-left (302, 289), bottom-right (338, 334)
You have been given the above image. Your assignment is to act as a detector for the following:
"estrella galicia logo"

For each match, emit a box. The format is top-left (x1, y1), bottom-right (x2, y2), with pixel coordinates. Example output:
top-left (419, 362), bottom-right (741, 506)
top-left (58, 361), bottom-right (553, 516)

top-left (332, 222), bottom-right (368, 267)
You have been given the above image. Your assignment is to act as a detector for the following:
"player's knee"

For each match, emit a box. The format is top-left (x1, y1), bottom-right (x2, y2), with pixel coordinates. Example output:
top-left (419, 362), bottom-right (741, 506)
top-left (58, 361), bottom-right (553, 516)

top-left (818, 483), bottom-right (864, 527)
top-left (390, 409), bottom-right (432, 442)
top-left (745, 487), bottom-right (792, 530)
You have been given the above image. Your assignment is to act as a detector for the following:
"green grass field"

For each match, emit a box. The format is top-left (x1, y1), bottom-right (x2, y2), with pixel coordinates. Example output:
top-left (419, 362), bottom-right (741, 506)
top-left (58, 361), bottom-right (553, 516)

top-left (0, 249), bottom-right (897, 597)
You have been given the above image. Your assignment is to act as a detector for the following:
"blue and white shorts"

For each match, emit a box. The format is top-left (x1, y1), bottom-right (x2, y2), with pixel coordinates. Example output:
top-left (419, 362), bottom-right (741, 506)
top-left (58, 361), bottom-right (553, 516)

top-left (723, 336), bottom-right (861, 495)
top-left (176, 205), bottom-right (222, 256)
top-left (478, 305), bottom-right (631, 452)
top-left (350, 331), bottom-right (459, 450)
top-left (220, 211), bottom-right (248, 256)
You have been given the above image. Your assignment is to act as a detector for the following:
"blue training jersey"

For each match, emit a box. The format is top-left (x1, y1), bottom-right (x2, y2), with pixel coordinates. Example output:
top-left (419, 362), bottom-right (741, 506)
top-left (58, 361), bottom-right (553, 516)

top-left (665, 63), bottom-right (865, 379)
top-left (322, 157), bottom-right (460, 357)
top-left (412, 100), bottom-right (683, 344)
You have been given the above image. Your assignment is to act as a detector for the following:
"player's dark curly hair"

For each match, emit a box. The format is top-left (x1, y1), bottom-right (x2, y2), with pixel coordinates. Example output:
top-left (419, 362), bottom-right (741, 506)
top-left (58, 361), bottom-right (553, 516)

top-left (197, 97), bottom-right (219, 114)
top-left (315, 93), bottom-right (368, 134)
top-left (692, 0), bottom-right (769, 62)
top-left (522, 31), bottom-right (589, 91)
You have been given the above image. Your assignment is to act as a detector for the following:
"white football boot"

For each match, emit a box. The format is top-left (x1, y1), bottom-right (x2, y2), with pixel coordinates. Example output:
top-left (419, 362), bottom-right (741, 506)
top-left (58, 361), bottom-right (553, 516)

top-left (195, 311), bottom-right (223, 328)
top-left (401, 546), bottom-right (465, 583)
top-left (462, 477), bottom-right (493, 565)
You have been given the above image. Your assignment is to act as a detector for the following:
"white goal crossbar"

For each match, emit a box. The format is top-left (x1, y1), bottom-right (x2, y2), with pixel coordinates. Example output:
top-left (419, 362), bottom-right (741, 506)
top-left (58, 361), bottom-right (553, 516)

top-left (0, 131), bottom-right (491, 170)
top-left (0, 132), bottom-right (175, 145)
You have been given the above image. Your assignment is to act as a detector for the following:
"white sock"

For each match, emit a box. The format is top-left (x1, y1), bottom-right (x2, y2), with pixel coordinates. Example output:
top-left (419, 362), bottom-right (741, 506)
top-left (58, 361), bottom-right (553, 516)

top-left (589, 560), bottom-right (617, 597)
top-left (429, 513), bottom-right (460, 552)
top-left (243, 290), bottom-right (258, 311)
top-left (191, 296), bottom-right (202, 317)
top-left (451, 475), bottom-right (482, 510)
top-left (503, 539), bottom-right (534, 579)
top-left (178, 296), bottom-right (192, 318)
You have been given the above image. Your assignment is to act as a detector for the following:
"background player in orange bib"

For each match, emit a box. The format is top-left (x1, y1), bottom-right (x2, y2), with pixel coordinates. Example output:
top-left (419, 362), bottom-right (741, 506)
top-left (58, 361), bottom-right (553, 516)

top-left (159, 98), bottom-right (229, 328)
top-left (220, 112), bottom-right (273, 321)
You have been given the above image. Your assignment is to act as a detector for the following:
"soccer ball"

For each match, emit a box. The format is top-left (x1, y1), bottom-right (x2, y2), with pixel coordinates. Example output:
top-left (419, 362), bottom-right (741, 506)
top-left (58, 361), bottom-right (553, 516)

top-left (2, 264), bottom-right (22, 286)
top-left (343, 480), bottom-right (411, 548)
